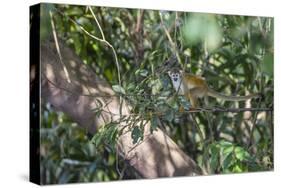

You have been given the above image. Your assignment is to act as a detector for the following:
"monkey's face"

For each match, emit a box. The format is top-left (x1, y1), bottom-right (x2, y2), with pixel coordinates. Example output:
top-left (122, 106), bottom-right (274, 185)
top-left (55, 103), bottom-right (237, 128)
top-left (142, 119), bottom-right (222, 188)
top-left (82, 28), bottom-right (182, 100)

top-left (168, 69), bottom-right (184, 94)
top-left (168, 69), bottom-right (183, 92)
top-left (168, 71), bottom-right (181, 82)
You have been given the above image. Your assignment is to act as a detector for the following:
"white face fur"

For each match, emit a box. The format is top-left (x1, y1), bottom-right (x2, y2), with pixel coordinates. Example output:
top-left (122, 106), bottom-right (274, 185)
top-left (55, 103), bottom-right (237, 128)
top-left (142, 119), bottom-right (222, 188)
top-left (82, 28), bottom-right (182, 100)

top-left (168, 71), bottom-right (184, 94)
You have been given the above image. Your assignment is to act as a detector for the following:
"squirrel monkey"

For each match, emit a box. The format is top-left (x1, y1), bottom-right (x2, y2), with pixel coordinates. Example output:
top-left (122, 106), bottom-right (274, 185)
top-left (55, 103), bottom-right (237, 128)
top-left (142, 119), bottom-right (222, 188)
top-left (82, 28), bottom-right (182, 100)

top-left (168, 68), bottom-right (260, 108)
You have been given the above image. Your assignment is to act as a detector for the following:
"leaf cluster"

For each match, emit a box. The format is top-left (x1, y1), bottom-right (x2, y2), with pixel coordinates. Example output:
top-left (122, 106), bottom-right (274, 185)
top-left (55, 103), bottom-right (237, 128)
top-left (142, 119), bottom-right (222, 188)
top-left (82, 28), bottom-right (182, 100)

top-left (40, 4), bottom-right (274, 182)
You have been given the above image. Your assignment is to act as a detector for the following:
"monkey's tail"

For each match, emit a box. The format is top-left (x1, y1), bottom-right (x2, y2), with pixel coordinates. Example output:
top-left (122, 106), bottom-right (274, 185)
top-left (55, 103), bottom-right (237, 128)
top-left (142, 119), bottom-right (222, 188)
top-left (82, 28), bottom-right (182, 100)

top-left (207, 88), bottom-right (260, 101)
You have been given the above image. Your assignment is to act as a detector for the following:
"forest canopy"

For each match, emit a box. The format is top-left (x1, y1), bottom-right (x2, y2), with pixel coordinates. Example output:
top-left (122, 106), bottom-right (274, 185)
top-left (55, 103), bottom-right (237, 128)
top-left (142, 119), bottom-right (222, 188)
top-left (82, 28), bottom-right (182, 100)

top-left (37, 3), bottom-right (273, 184)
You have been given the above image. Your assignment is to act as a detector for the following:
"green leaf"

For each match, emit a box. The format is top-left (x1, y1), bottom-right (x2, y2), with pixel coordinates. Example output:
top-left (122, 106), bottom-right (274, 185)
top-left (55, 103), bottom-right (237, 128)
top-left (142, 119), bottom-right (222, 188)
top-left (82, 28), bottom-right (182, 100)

top-left (210, 153), bottom-right (219, 172)
top-left (126, 83), bottom-right (136, 91)
top-left (261, 52), bottom-right (273, 76)
top-left (135, 69), bottom-right (149, 77)
top-left (112, 85), bottom-right (126, 95)
top-left (91, 124), bottom-right (118, 147)
top-left (178, 96), bottom-right (190, 110)
top-left (66, 7), bottom-right (83, 16)
top-left (232, 162), bottom-right (244, 173)
top-left (209, 143), bottom-right (220, 172)
top-left (234, 146), bottom-right (251, 161)
top-left (222, 145), bottom-right (234, 156)
top-left (106, 125), bottom-right (118, 146)
top-left (91, 131), bottom-right (103, 147)
top-left (163, 109), bottom-right (175, 122)
top-left (131, 126), bottom-right (143, 144)
top-left (149, 79), bottom-right (162, 95)
top-left (161, 75), bottom-right (171, 88)
top-left (222, 153), bottom-right (234, 170)
top-left (150, 115), bottom-right (158, 133)
top-left (210, 143), bottom-right (219, 154)
top-left (166, 97), bottom-right (179, 109)
top-left (219, 140), bottom-right (233, 148)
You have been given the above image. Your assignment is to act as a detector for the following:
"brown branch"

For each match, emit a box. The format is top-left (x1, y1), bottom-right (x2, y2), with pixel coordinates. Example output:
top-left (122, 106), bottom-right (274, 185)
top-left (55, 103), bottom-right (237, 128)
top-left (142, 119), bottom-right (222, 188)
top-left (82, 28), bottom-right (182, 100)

top-left (188, 107), bottom-right (272, 113)
top-left (42, 76), bottom-right (273, 119)
top-left (43, 77), bottom-right (273, 115)
top-left (38, 76), bottom-right (275, 115)
top-left (134, 9), bottom-right (144, 65)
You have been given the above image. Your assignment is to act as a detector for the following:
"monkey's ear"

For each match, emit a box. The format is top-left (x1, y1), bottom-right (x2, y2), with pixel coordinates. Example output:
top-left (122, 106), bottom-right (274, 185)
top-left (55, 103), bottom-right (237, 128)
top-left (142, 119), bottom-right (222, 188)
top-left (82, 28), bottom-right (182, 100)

top-left (167, 71), bottom-right (171, 76)
top-left (179, 70), bottom-right (183, 74)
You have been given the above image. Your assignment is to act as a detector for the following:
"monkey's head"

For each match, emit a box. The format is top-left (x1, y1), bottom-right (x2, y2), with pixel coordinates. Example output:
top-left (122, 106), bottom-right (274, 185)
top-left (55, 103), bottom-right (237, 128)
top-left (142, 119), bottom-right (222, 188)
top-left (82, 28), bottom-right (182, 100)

top-left (167, 68), bottom-right (181, 82)
top-left (168, 68), bottom-right (184, 94)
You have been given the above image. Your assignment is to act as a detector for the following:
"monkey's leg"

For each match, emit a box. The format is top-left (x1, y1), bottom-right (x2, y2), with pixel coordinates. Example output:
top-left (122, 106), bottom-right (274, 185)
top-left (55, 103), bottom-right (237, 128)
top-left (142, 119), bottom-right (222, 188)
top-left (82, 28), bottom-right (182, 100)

top-left (189, 95), bottom-right (198, 108)
top-left (204, 96), bottom-right (209, 108)
top-left (189, 88), bottom-right (204, 108)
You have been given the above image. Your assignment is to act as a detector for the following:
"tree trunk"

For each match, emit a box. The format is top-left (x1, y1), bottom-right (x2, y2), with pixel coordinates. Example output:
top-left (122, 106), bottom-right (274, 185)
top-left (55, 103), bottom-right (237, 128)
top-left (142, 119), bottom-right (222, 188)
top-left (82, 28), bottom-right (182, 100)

top-left (40, 39), bottom-right (202, 178)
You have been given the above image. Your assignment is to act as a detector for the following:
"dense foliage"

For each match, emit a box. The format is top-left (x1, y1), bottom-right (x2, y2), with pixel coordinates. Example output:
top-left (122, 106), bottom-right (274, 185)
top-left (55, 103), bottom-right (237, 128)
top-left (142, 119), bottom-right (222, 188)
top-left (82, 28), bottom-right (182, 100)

top-left (40, 4), bottom-right (273, 184)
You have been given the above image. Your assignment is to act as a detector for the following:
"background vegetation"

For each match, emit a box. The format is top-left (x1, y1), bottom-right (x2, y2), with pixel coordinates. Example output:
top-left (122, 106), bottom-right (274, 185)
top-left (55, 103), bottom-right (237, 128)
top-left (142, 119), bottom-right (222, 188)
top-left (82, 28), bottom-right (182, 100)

top-left (39, 4), bottom-right (273, 184)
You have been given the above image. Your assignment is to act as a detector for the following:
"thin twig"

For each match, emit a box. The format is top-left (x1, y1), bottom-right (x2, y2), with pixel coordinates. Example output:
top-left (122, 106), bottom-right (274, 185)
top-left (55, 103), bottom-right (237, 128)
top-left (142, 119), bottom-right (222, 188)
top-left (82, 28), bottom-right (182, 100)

top-left (45, 74), bottom-right (170, 98)
top-left (55, 7), bottom-right (126, 115)
top-left (86, 7), bottom-right (121, 88)
top-left (54, 9), bottom-right (122, 89)
top-left (88, 7), bottom-right (106, 40)
top-left (204, 111), bottom-right (214, 142)
top-left (247, 97), bottom-right (263, 148)
top-left (257, 17), bottom-right (266, 39)
top-left (190, 113), bottom-right (204, 142)
top-left (45, 74), bottom-right (273, 113)
top-left (49, 10), bottom-right (71, 83)
top-left (87, 6), bottom-right (123, 117)
top-left (115, 146), bottom-right (122, 178)
top-left (159, 12), bottom-right (182, 66)
top-left (44, 73), bottom-right (272, 122)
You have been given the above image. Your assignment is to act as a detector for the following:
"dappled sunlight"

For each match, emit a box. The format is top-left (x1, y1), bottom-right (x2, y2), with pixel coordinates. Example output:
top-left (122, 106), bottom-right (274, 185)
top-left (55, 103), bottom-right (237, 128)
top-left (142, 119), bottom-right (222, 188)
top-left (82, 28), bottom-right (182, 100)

top-left (45, 64), bottom-right (55, 82)
top-left (37, 3), bottom-right (273, 184)
top-left (117, 122), bottom-right (201, 178)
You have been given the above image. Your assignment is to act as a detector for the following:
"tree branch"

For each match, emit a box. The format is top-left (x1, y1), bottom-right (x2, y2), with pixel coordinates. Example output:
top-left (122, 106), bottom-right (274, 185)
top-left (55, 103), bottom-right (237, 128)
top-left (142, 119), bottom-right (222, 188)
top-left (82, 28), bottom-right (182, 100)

top-left (41, 39), bottom-right (202, 178)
